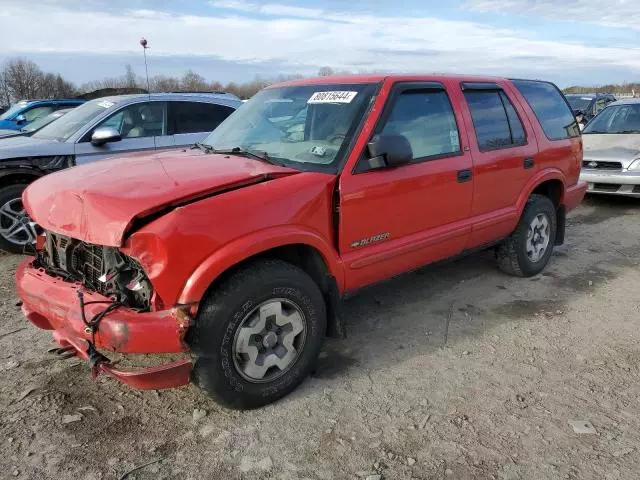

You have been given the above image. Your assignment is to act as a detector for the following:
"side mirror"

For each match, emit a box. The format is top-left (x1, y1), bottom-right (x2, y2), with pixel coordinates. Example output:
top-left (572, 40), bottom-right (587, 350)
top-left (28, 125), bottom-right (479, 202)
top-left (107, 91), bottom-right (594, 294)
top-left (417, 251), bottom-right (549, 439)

top-left (91, 127), bottom-right (121, 147)
top-left (367, 134), bottom-right (413, 169)
top-left (15, 114), bottom-right (26, 125)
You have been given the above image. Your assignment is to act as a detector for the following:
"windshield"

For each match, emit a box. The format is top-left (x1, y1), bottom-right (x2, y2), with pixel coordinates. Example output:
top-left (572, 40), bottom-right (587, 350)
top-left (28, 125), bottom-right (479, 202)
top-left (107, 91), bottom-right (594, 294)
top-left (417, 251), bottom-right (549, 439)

top-left (32, 99), bottom-right (115, 141)
top-left (0, 102), bottom-right (28, 120)
top-left (583, 104), bottom-right (640, 134)
top-left (203, 83), bottom-right (378, 172)
top-left (565, 95), bottom-right (593, 112)
top-left (21, 110), bottom-right (67, 132)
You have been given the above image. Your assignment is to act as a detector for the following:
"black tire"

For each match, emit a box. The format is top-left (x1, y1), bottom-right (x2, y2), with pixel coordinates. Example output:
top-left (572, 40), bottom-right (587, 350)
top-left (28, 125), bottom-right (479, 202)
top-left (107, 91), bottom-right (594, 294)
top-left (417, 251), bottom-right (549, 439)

top-left (496, 194), bottom-right (557, 277)
top-left (0, 183), bottom-right (30, 254)
top-left (186, 259), bottom-right (327, 409)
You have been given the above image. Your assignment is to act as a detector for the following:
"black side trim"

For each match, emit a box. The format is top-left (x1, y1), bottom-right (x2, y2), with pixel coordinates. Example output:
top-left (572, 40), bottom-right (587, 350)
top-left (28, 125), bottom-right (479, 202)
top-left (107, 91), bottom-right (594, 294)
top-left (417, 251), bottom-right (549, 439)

top-left (461, 82), bottom-right (502, 91)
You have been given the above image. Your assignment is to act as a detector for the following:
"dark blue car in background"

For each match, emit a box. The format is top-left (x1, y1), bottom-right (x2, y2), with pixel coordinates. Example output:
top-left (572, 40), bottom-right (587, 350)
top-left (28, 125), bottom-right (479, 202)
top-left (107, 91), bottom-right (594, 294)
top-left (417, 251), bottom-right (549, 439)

top-left (0, 99), bottom-right (85, 131)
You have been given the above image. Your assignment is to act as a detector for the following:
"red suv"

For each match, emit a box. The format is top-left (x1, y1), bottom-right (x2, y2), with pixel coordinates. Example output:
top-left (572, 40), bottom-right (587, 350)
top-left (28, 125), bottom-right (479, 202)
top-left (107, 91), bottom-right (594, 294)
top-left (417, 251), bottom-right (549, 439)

top-left (17, 75), bottom-right (586, 408)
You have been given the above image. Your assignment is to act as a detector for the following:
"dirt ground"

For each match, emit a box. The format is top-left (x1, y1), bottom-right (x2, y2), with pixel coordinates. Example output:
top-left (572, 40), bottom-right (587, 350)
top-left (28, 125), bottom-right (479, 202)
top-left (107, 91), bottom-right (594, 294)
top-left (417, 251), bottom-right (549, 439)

top-left (1, 195), bottom-right (640, 480)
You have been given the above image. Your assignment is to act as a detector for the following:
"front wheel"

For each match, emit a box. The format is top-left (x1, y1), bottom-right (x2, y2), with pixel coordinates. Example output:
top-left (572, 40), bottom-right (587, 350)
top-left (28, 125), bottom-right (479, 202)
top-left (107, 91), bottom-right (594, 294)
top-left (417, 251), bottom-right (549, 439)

top-left (496, 194), bottom-right (557, 277)
top-left (186, 259), bottom-right (327, 409)
top-left (0, 184), bottom-right (35, 254)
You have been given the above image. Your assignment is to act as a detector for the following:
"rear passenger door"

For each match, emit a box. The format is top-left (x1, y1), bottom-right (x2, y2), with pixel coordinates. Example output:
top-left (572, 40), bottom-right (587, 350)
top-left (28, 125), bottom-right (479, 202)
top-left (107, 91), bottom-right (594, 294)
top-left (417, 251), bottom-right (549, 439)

top-left (460, 83), bottom-right (539, 246)
top-left (168, 101), bottom-right (236, 147)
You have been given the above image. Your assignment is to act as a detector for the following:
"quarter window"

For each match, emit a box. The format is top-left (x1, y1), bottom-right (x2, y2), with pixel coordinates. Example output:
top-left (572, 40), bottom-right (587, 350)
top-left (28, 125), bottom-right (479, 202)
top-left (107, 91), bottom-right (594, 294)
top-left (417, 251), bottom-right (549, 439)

top-left (379, 90), bottom-right (461, 161)
top-left (464, 90), bottom-right (526, 151)
top-left (512, 79), bottom-right (579, 140)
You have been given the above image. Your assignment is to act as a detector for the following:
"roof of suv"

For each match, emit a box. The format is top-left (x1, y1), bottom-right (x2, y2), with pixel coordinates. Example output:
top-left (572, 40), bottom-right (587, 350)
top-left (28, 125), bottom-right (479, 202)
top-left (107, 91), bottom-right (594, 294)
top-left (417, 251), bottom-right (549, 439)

top-left (272, 73), bottom-right (514, 88)
top-left (565, 93), bottom-right (615, 99)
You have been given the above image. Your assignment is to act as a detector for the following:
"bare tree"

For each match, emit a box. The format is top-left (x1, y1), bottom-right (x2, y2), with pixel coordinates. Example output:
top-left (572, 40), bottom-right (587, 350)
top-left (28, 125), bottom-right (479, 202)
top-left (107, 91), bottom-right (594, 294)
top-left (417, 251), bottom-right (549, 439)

top-left (123, 64), bottom-right (138, 89)
top-left (181, 70), bottom-right (208, 91)
top-left (318, 66), bottom-right (335, 77)
top-left (150, 75), bottom-right (181, 93)
top-left (2, 58), bottom-right (44, 100)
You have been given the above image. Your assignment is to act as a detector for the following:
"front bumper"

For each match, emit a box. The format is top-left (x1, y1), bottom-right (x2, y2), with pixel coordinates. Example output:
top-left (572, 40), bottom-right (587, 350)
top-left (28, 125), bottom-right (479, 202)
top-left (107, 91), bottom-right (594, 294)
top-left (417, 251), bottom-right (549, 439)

top-left (580, 170), bottom-right (640, 197)
top-left (16, 260), bottom-right (193, 389)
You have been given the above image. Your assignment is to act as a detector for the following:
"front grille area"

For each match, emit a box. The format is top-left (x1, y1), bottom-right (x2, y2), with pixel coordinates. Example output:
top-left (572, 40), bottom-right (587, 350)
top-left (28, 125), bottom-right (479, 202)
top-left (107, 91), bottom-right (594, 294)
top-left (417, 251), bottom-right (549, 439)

top-left (70, 243), bottom-right (106, 295)
top-left (37, 232), bottom-right (153, 310)
top-left (582, 160), bottom-right (622, 170)
top-left (593, 183), bottom-right (621, 192)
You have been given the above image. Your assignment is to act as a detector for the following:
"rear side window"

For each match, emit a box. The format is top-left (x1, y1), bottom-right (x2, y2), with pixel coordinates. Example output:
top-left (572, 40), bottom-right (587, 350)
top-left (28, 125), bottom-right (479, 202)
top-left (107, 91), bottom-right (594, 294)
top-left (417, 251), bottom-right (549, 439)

top-left (464, 90), bottom-right (526, 151)
top-left (512, 80), bottom-right (579, 140)
top-left (170, 101), bottom-right (235, 134)
top-left (379, 90), bottom-right (461, 161)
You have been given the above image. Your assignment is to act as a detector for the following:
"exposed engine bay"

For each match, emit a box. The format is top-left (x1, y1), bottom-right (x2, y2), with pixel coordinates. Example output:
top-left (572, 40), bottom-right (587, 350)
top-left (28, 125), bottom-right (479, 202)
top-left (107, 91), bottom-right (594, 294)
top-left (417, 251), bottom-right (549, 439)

top-left (35, 232), bottom-right (153, 311)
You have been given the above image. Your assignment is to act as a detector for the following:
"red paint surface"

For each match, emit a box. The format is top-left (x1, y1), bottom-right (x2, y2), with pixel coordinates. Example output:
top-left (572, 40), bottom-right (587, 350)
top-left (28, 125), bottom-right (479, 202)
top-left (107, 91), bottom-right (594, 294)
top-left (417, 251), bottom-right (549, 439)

top-left (18, 74), bottom-right (586, 391)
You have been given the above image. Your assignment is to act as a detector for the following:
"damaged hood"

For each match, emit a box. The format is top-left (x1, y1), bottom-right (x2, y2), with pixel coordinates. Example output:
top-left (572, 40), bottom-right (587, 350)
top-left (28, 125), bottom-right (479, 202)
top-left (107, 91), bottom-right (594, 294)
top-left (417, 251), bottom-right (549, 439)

top-left (24, 149), bottom-right (299, 246)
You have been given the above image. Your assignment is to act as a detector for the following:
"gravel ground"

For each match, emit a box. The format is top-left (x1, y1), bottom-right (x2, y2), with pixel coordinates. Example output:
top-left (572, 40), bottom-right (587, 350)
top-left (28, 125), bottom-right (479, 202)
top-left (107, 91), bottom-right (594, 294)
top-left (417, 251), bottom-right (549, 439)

top-left (1, 195), bottom-right (640, 480)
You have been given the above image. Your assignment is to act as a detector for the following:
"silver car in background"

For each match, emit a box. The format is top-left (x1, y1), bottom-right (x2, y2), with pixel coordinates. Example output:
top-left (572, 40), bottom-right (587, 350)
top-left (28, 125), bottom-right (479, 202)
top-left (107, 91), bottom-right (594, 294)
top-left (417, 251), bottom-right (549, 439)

top-left (0, 92), bottom-right (240, 252)
top-left (580, 98), bottom-right (640, 198)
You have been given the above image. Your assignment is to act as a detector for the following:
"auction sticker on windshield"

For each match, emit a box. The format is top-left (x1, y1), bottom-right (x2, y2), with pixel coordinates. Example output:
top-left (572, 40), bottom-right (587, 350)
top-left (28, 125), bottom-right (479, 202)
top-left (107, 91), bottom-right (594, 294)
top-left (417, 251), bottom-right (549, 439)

top-left (97, 100), bottom-right (115, 109)
top-left (308, 91), bottom-right (358, 104)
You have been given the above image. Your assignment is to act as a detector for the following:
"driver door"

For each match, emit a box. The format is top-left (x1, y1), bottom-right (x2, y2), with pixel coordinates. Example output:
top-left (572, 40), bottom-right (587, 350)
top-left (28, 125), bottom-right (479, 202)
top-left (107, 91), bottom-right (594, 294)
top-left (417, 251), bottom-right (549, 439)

top-left (338, 81), bottom-right (474, 291)
top-left (74, 102), bottom-right (167, 164)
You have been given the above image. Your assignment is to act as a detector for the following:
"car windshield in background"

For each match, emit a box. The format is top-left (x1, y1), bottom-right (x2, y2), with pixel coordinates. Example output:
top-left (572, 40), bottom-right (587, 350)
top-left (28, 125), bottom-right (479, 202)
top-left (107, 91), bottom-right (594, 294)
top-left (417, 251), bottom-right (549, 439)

top-left (202, 83), bottom-right (378, 172)
top-left (565, 95), bottom-right (593, 112)
top-left (21, 110), bottom-right (68, 132)
top-left (32, 99), bottom-right (115, 141)
top-left (583, 104), bottom-right (640, 134)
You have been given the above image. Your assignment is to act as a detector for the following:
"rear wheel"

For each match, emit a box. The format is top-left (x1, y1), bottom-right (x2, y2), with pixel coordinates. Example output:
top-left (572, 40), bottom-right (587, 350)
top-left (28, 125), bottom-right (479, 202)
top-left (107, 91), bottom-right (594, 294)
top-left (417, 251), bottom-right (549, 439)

top-left (496, 194), bottom-right (557, 277)
top-left (187, 259), bottom-right (326, 409)
top-left (0, 184), bottom-right (35, 254)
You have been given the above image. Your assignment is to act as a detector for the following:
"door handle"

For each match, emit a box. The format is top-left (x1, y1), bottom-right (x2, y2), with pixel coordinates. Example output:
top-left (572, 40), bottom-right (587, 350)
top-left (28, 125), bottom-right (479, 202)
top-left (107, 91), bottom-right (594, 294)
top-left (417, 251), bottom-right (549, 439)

top-left (457, 169), bottom-right (472, 183)
top-left (524, 157), bottom-right (535, 169)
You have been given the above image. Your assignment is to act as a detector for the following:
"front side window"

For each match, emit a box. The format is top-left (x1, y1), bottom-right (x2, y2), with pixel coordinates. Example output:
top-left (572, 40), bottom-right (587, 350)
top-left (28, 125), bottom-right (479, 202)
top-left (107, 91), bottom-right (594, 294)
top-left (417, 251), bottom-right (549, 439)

top-left (95, 102), bottom-right (166, 139)
top-left (379, 90), bottom-right (460, 161)
top-left (203, 83), bottom-right (378, 172)
top-left (23, 106), bottom-right (54, 122)
top-left (583, 104), bottom-right (640, 134)
top-left (512, 80), bottom-right (579, 140)
top-left (170, 101), bottom-right (235, 134)
top-left (464, 90), bottom-right (526, 151)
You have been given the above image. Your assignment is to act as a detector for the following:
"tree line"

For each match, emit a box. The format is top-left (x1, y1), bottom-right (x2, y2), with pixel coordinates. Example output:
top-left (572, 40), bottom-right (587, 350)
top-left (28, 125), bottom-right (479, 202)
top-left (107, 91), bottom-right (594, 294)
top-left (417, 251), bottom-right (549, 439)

top-left (563, 83), bottom-right (639, 95)
top-left (3, 57), bottom-right (637, 104)
top-left (0, 57), bottom-right (308, 104)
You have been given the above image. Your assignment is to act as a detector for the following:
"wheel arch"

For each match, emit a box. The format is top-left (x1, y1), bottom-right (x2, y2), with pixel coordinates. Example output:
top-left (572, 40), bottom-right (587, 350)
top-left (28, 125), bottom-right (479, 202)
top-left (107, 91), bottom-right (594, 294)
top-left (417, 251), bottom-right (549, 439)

top-left (179, 229), bottom-right (346, 338)
top-left (517, 170), bottom-right (567, 246)
top-left (0, 167), bottom-right (43, 190)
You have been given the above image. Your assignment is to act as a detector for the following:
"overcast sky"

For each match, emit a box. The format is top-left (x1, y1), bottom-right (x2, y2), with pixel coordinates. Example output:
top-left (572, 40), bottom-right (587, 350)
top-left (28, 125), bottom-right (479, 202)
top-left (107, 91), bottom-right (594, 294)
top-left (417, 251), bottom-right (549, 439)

top-left (1, 0), bottom-right (638, 87)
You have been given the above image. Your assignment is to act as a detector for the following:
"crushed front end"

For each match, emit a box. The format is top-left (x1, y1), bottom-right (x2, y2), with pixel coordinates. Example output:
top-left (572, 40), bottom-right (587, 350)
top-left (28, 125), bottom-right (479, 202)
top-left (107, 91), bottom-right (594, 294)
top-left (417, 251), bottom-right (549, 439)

top-left (17, 231), bottom-right (193, 390)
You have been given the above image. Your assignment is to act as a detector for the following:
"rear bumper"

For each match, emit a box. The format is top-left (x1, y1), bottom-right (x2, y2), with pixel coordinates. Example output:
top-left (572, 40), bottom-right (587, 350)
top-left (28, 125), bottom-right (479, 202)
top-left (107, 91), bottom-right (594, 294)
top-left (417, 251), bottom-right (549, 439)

top-left (564, 181), bottom-right (588, 211)
top-left (16, 260), bottom-right (193, 389)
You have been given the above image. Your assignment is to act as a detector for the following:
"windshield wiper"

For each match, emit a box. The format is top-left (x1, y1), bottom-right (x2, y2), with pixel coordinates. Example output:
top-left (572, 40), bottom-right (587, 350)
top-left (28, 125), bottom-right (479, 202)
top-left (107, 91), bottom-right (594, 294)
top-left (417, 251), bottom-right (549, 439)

top-left (209, 146), bottom-right (282, 166)
top-left (192, 142), bottom-right (215, 153)
top-left (617, 130), bottom-right (640, 134)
